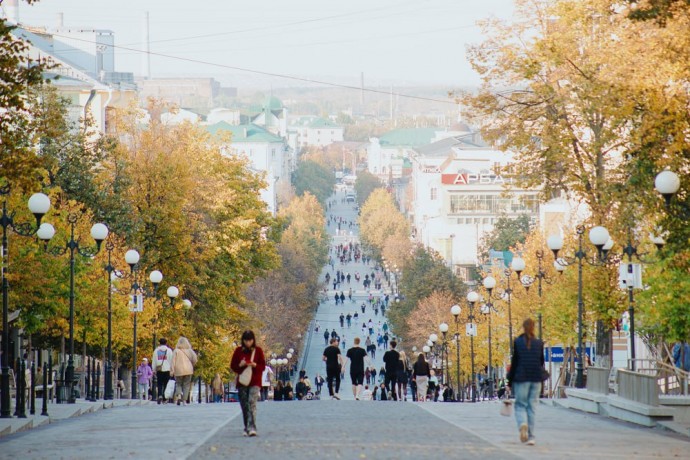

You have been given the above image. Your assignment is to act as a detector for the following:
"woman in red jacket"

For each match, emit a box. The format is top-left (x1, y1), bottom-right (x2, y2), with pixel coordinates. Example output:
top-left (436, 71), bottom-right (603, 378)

top-left (230, 330), bottom-right (266, 437)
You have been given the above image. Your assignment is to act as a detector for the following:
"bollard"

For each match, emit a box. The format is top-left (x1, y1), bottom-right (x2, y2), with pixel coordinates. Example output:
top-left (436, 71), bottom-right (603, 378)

top-left (41, 361), bottom-right (49, 416)
top-left (96, 364), bottom-right (101, 400)
top-left (18, 358), bottom-right (27, 418)
top-left (30, 360), bottom-right (36, 415)
top-left (91, 359), bottom-right (97, 401)
top-left (14, 358), bottom-right (20, 417)
top-left (84, 357), bottom-right (91, 401)
top-left (198, 376), bottom-right (202, 404)
top-left (56, 363), bottom-right (63, 404)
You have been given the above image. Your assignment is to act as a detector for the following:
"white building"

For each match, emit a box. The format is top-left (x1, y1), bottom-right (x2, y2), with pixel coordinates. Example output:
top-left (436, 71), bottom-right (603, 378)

top-left (409, 134), bottom-right (541, 281)
top-left (206, 122), bottom-right (292, 215)
top-left (367, 127), bottom-right (473, 183)
top-left (289, 116), bottom-right (344, 149)
top-left (6, 6), bottom-right (136, 134)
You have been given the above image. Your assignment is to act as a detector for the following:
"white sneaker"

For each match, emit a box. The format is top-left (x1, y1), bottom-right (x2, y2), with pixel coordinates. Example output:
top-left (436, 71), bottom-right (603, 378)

top-left (334, 394), bottom-right (341, 400)
top-left (527, 438), bottom-right (536, 446)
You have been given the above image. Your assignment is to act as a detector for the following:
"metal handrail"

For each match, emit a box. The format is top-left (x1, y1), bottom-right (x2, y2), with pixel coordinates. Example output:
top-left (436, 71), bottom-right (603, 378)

top-left (627, 358), bottom-right (689, 396)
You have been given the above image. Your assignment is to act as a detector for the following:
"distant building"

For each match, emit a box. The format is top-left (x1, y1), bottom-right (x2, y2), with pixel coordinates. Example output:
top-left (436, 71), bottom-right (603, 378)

top-left (249, 96), bottom-right (288, 138)
top-left (206, 122), bottom-right (292, 215)
top-left (9, 10), bottom-right (136, 134)
top-left (367, 128), bottom-right (448, 182)
top-left (137, 77), bottom-right (226, 111)
top-left (408, 133), bottom-right (542, 281)
top-left (289, 116), bottom-right (344, 149)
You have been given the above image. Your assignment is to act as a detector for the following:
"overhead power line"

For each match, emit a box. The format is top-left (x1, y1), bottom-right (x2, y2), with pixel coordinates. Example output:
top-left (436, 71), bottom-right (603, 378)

top-left (47, 32), bottom-right (459, 105)
top-left (119, 0), bottom-right (426, 47)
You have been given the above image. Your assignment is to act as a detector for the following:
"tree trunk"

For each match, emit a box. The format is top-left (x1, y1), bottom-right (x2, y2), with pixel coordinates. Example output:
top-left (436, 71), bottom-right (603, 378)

top-left (596, 320), bottom-right (611, 368)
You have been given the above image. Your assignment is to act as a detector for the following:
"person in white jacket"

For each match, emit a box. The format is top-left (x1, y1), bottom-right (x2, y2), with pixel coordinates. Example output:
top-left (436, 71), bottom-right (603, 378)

top-left (152, 338), bottom-right (174, 404)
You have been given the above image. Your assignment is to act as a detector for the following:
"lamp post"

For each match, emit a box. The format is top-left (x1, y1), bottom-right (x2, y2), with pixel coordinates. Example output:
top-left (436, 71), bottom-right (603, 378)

top-left (466, 291), bottom-right (479, 402)
top-left (1, 189), bottom-right (50, 418)
top-left (480, 276), bottom-right (500, 399)
top-left (439, 323), bottom-right (449, 392)
top-left (429, 333), bottom-right (438, 381)
top-left (450, 304), bottom-right (462, 401)
top-left (516, 252), bottom-right (557, 340)
top-left (546, 226), bottom-right (612, 388)
top-left (40, 214), bottom-right (108, 403)
top-left (286, 352), bottom-right (293, 381)
top-left (123, 250), bottom-right (161, 399)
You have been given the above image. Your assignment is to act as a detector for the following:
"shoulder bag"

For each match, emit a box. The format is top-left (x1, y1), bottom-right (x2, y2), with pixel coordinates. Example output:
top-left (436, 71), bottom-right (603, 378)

top-left (238, 349), bottom-right (256, 387)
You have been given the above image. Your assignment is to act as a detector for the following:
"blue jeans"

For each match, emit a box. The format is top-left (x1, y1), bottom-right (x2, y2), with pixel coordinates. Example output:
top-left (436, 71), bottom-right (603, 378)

top-left (512, 381), bottom-right (540, 439)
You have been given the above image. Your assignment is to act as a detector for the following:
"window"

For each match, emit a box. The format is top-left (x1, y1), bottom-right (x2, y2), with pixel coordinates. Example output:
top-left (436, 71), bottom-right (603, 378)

top-left (430, 188), bottom-right (438, 200)
top-left (448, 193), bottom-right (539, 214)
top-left (272, 148), bottom-right (276, 158)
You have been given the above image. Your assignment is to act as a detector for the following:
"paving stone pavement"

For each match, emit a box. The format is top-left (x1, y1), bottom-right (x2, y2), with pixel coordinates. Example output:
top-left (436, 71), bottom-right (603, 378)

top-left (1, 397), bottom-right (688, 459)
top-left (419, 400), bottom-right (690, 459)
top-left (300, 191), bottom-right (394, 401)
top-left (0, 402), bottom-right (241, 460)
top-left (193, 400), bottom-right (520, 460)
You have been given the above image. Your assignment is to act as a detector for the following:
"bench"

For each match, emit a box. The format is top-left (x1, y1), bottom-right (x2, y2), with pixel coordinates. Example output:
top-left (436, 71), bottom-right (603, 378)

top-left (562, 367), bottom-right (610, 414)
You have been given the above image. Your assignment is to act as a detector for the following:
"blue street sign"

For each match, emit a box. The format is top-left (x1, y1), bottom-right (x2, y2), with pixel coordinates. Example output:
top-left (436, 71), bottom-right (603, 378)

top-left (545, 346), bottom-right (595, 363)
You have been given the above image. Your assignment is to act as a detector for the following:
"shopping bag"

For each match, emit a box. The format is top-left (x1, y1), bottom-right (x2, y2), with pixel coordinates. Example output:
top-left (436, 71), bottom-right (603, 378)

top-left (500, 400), bottom-right (513, 417)
top-left (164, 379), bottom-right (176, 399)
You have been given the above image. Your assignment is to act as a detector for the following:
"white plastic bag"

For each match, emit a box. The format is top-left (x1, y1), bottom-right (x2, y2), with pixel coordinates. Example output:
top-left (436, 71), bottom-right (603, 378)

top-left (164, 379), bottom-right (175, 399)
top-left (500, 400), bottom-right (513, 417)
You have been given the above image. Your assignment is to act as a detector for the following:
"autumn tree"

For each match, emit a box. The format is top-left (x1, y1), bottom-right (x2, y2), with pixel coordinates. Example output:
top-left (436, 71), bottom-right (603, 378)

top-left (245, 192), bottom-right (329, 358)
top-left (462, 0), bottom-right (690, 361)
top-left (358, 188), bottom-right (409, 257)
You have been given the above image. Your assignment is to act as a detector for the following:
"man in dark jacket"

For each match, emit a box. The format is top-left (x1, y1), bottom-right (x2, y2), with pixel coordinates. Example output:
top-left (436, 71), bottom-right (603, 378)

top-left (382, 341), bottom-right (400, 401)
top-left (295, 377), bottom-right (308, 400)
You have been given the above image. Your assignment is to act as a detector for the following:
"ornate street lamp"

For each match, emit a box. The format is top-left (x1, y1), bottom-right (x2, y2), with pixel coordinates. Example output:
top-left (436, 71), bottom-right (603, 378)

top-left (466, 291), bottom-right (479, 402)
top-left (450, 304), bottom-right (462, 401)
top-left (439, 323), bottom-right (449, 391)
top-left (40, 215), bottom-right (108, 403)
top-left (1, 189), bottom-right (50, 418)
top-left (546, 226), bottom-right (611, 388)
top-left (654, 170), bottom-right (681, 207)
top-left (480, 276), bottom-right (500, 399)
top-left (123, 249), bottom-right (161, 399)
top-left (517, 251), bottom-right (558, 340)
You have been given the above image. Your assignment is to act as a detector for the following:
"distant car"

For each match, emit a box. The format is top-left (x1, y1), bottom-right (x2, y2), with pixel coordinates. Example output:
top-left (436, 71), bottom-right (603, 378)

top-left (346, 194), bottom-right (356, 203)
top-left (226, 390), bottom-right (239, 403)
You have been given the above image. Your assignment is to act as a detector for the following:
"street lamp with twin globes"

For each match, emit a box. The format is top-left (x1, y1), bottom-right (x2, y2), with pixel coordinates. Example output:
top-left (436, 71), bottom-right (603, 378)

top-left (40, 215), bottom-right (108, 403)
top-left (1, 190), bottom-right (51, 417)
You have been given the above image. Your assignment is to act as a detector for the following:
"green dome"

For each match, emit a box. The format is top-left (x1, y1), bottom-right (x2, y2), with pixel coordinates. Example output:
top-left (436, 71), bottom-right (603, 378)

top-left (264, 96), bottom-right (283, 111)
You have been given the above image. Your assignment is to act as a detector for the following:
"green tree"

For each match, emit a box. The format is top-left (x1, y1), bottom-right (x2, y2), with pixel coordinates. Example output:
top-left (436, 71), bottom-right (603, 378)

top-left (0, 15), bottom-right (52, 191)
top-left (354, 171), bottom-right (382, 207)
top-left (388, 246), bottom-right (466, 338)
top-left (292, 160), bottom-right (336, 206)
top-left (480, 215), bottom-right (531, 260)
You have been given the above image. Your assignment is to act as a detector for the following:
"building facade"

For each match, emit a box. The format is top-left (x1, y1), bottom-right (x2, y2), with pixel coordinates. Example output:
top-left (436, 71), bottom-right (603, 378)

top-left (206, 122), bottom-right (292, 215)
top-left (409, 135), bottom-right (541, 281)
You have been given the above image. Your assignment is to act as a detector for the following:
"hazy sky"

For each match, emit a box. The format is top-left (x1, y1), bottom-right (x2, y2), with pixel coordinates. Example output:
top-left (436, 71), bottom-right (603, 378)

top-left (13, 0), bottom-right (516, 87)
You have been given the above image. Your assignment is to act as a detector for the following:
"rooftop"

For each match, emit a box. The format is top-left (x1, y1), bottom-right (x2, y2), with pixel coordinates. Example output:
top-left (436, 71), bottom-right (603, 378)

top-left (205, 122), bottom-right (284, 143)
top-left (379, 128), bottom-right (439, 147)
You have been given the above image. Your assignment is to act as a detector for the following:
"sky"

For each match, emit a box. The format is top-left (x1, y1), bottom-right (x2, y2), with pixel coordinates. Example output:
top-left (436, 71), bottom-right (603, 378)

top-left (11, 0), bottom-right (516, 88)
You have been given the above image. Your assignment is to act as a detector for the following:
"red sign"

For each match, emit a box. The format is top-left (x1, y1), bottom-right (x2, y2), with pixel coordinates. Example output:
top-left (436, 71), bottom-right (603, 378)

top-left (441, 173), bottom-right (510, 185)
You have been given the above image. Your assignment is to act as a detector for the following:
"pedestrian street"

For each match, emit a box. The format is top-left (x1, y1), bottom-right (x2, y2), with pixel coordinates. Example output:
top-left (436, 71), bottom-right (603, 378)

top-left (299, 191), bottom-right (393, 401)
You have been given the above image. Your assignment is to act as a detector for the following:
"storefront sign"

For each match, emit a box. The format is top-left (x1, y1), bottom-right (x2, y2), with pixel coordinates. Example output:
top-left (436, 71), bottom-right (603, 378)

top-left (441, 173), bottom-right (512, 185)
